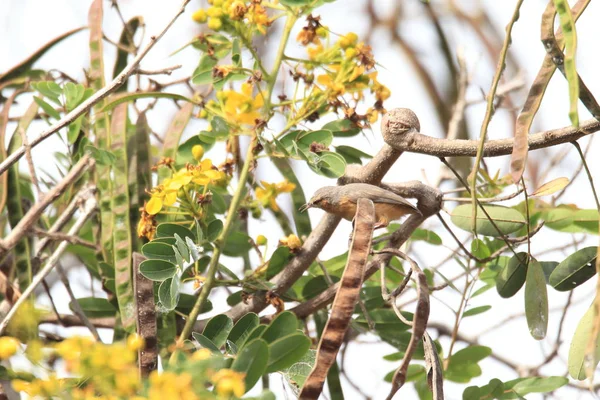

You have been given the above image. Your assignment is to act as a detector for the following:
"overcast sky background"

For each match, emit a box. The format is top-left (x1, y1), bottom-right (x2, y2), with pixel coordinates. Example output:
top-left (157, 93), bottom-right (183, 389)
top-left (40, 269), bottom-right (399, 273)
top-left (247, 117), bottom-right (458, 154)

top-left (2, 0), bottom-right (600, 399)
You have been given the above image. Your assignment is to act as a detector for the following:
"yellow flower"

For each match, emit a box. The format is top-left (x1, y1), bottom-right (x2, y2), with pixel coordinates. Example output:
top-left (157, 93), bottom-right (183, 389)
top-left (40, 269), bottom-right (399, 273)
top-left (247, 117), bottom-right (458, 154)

top-left (369, 72), bottom-right (391, 101)
top-left (307, 44), bottom-right (324, 60)
top-left (192, 9), bottom-right (207, 23)
top-left (211, 369), bottom-right (246, 398)
top-left (338, 32), bottom-right (358, 49)
top-left (0, 337), bottom-right (19, 359)
top-left (191, 348), bottom-right (213, 361)
top-left (190, 159), bottom-right (225, 185)
top-left (220, 82), bottom-right (264, 126)
top-left (256, 234), bottom-right (267, 246)
top-left (247, 3), bottom-right (269, 34)
top-left (316, 74), bottom-right (345, 98)
top-left (279, 234), bottom-right (302, 251)
top-left (208, 17), bottom-right (223, 31)
top-left (127, 334), bottom-right (145, 352)
top-left (255, 180), bottom-right (296, 211)
top-left (145, 184), bottom-right (178, 215)
top-left (25, 339), bottom-right (44, 363)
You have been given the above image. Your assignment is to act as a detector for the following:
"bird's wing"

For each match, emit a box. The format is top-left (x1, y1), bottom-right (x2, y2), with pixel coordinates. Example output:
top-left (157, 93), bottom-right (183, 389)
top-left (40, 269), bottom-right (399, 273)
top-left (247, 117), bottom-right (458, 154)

top-left (347, 184), bottom-right (420, 213)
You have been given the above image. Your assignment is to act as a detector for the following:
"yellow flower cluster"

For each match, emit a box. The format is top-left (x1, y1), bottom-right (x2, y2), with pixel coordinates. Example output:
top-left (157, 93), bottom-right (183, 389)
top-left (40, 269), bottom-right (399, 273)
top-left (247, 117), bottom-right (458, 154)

top-left (145, 159), bottom-right (226, 216)
top-left (138, 150), bottom-right (228, 239)
top-left (298, 28), bottom-right (391, 124)
top-left (10, 336), bottom-right (245, 399)
top-left (215, 82), bottom-right (265, 128)
top-left (192, 0), bottom-right (270, 35)
top-left (279, 234), bottom-right (302, 251)
top-left (256, 180), bottom-right (296, 211)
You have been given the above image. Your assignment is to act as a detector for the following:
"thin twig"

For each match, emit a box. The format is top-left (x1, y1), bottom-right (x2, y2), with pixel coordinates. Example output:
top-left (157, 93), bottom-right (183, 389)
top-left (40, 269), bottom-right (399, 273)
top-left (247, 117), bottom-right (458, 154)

top-left (0, 0), bottom-right (192, 176)
top-left (0, 193), bottom-right (97, 335)
top-left (135, 65), bottom-right (182, 76)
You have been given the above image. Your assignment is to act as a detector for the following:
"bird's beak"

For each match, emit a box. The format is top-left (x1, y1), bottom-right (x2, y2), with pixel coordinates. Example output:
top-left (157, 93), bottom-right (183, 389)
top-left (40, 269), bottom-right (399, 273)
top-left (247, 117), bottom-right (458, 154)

top-left (299, 203), bottom-right (312, 212)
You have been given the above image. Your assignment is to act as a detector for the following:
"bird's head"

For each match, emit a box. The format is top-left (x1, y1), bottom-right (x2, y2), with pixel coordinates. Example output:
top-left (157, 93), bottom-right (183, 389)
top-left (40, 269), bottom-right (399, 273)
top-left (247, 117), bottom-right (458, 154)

top-left (299, 186), bottom-right (338, 212)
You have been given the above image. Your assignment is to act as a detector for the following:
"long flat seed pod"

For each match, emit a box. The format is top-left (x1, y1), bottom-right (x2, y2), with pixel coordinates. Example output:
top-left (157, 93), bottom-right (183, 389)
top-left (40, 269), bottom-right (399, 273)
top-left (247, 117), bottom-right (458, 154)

top-left (299, 198), bottom-right (375, 399)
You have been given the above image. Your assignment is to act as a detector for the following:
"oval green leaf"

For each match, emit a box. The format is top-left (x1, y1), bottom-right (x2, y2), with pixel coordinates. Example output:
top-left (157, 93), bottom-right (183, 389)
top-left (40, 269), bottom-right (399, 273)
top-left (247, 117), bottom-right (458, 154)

top-left (232, 339), bottom-right (269, 392)
top-left (525, 260), bottom-right (548, 340)
top-left (192, 332), bottom-right (221, 354)
top-left (568, 304), bottom-right (600, 380)
top-left (549, 246), bottom-right (597, 291)
top-left (70, 297), bottom-right (117, 318)
top-left (261, 311), bottom-right (298, 344)
top-left (266, 333), bottom-right (311, 373)
top-left (139, 259), bottom-right (177, 281)
top-left (202, 314), bottom-right (234, 348)
top-left (496, 252), bottom-right (528, 298)
top-left (512, 376), bottom-right (568, 395)
top-left (141, 241), bottom-right (176, 263)
top-left (266, 246), bottom-right (291, 280)
top-left (228, 313), bottom-right (260, 349)
top-left (156, 223), bottom-right (195, 241)
top-left (451, 204), bottom-right (526, 237)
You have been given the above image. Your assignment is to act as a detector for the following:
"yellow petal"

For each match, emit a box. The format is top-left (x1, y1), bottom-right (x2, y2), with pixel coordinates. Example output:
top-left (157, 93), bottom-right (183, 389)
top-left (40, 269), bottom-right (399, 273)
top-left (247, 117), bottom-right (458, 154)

top-left (164, 191), bottom-right (178, 206)
top-left (145, 197), bottom-right (163, 215)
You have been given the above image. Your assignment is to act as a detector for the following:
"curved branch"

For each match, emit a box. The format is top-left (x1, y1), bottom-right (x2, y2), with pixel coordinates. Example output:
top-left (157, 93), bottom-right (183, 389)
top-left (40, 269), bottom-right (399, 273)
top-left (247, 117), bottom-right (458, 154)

top-left (383, 117), bottom-right (600, 157)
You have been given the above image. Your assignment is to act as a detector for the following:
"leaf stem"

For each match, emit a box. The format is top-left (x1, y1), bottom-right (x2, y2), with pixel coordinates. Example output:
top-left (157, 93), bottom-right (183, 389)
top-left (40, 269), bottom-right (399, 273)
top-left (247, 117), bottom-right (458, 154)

top-left (266, 13), bottom-right (298, 110)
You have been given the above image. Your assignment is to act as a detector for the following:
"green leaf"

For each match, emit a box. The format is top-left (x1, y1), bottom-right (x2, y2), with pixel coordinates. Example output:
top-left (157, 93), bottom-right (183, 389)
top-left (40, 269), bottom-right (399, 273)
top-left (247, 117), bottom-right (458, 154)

top-left (310, 151), bottom-right (347, 178)
top-left (222, 232), bottom-right (252, 257)
top-left (207, 219), bottom-right (224, 242)
top-left (463, 305), bottom-right (492, 318)
top-left (156, 223), bottom-right (195, 241)
top-left (410, 228), bottom-right (442, 245)
top-left (280, 0), bottom-right (312, 6)
top-left (85, 144), bottom-right (116, 166)
top-left (192, 55), bottom-right (218, 85)
top-left (322, 119), bottom-right (361, 137)
top-left (261, 311), bottom-right (297, 343)
top-left (451, 204), bottom-right (527, 236)
top-left (335, 145), bottom-right (372, 165)
top-left (513, 376), bottom-right (568, 395)
top-left (282, 349), bottom-right (316, 389)
top-left (266, 333), bottom-right (311, 373)
top-left (462, 386), bottom-right (480, 400)
top-left (158, 277), bottom-right (179, 311)
top-left (70, 297), bottom-right (116, 318)
top-left (525, 259), bottom-right (548, 340)
top-left (246, 325), bottom-right (267, 344)
top-left (202, 314), bottom-right (234, 348)
top-left (192, 332), bottom-right (221, 353)
top-left (266, 246), bottom-right (291, 280)
top-left (101, 92), bottom-right (195, 112)
top-left (176, 293), bottom-right (213, 315)
top-left (297, 130), bottom-right (333, 149)
top-left (33, 96), bottom-right (61, 119)
top-left (31, 81), bottom-right (62, 104)
top-left (228, 313), bottom-right (260, 349)
top-left (232, 339), bottom-right (269, 392)
top-left (540, 261), bottom-right (559, 284)
top-left (496, 253), bottom-right (528, 298)
top-left (568, 303), bottom-right (600, 380)
top-left (301, 275), bottom-right (338, 300)
top-left (139, 259), bottom-right (177, 281)
top-left (549, 246), bottom-right (597, 291)
top-left (446, 346), bottom-right (491, 383)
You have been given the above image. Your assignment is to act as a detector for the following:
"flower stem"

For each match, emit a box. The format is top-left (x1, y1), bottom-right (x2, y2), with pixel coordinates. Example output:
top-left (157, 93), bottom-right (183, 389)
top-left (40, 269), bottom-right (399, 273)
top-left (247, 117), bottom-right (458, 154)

top-left (266, 13), bottom-right (298, 109)
top-left (174, 136), bottom-right (257, 353)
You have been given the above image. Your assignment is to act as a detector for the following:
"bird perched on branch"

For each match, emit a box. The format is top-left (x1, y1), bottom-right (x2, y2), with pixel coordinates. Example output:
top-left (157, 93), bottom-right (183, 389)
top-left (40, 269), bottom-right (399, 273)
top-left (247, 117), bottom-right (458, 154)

top-left (301, 183), bottom-right (421, 229)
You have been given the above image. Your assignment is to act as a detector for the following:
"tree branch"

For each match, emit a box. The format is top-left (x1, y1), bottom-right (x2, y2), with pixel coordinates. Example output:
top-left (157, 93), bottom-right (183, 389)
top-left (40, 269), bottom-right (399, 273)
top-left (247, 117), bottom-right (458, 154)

top-left (0, 0), bottom-right (191, 176)
top-left (382, 117), bottom-right (600, 157)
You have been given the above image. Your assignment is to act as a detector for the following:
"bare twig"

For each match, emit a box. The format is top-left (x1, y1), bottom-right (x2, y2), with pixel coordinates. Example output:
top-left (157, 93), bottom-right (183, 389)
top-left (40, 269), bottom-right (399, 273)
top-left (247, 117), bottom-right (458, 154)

top-left (0, 0), bottom-right (192, 176)
top-left (54, 262), bottom-right (102, 341)
top-left (0, 154), bottom-right (93, 255)
top-left (135, 65), bottom-right (182, 76)
top-left (0, 193), bottom-right (97, 335)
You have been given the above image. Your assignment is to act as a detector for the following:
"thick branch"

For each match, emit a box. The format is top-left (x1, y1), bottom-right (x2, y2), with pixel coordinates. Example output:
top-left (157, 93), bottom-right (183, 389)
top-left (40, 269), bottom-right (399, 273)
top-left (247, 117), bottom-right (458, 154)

top-left (383, 117), bottom-right (600, 157)
top-left (194, 109), bottom-right (420, 330)
top-left (0, 0), bottom-right (191, 176)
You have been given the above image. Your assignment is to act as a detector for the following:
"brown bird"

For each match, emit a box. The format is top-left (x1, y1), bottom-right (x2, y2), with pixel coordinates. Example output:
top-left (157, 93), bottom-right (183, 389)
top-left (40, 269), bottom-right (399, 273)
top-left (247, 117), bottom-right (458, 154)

top-left (301, 183), bottom-right (421, 229)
